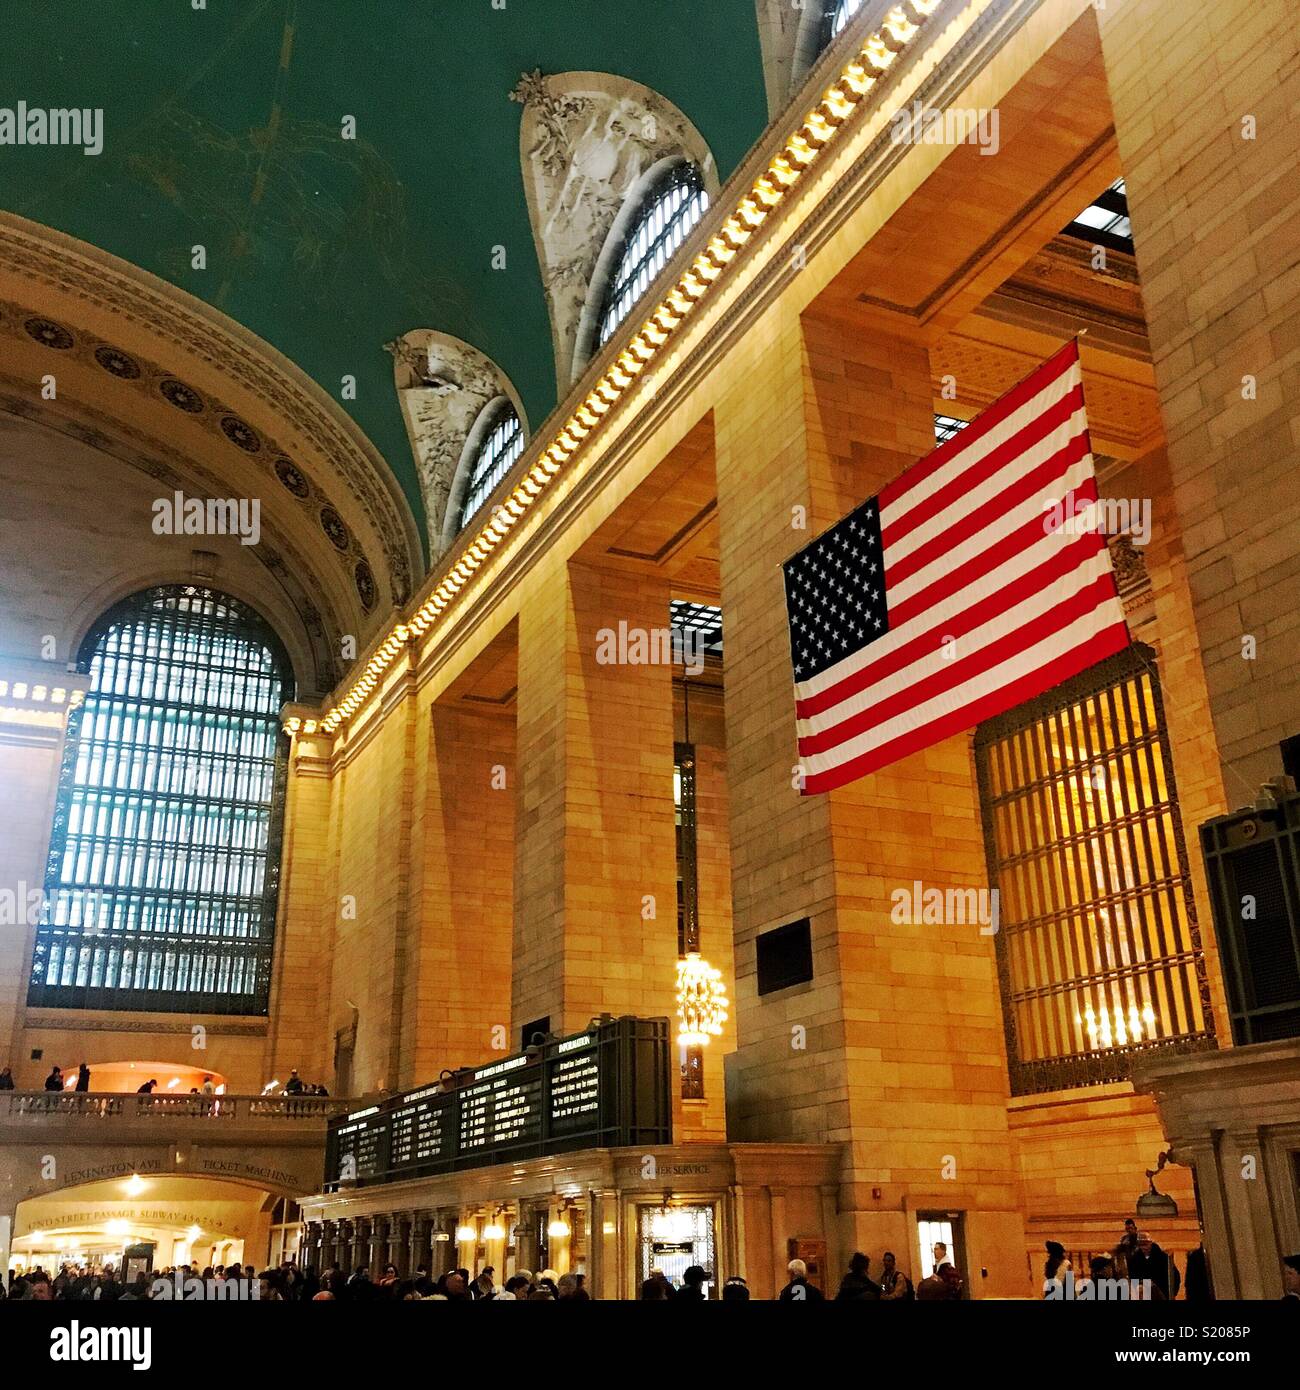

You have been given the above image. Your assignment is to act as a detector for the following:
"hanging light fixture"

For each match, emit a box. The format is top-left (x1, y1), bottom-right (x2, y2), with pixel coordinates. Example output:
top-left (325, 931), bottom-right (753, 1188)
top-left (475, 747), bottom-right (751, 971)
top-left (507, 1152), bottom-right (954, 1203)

top-left (676, 952), bottom-right (728, 1046)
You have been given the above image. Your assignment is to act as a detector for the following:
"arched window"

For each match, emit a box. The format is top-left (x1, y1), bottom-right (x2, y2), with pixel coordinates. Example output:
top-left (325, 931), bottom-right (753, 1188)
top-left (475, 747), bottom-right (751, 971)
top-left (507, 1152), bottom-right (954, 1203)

top-left (29, 586), bottom-right (294, 1015)
top-left (597, 163), bottom-right (710, 349)
top-left (826, 0), bottom-right (865, 46)
top-left (458, 399), bottom-right (525, 532)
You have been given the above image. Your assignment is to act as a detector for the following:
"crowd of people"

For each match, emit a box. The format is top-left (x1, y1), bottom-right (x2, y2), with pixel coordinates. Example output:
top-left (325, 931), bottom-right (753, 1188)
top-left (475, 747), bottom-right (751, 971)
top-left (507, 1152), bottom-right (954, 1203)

top-left (1042, 1218), bottom-right (1194, 1300)
top-left (10, 1221), bottom-right (1297, 1301)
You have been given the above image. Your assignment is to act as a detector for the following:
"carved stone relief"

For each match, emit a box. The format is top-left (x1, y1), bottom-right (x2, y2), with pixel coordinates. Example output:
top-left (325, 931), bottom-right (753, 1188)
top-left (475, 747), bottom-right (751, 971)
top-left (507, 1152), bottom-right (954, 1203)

top-left (385, 330), bottom-right (527, 558)
top-left (510, 71), bottom-right (719, 390)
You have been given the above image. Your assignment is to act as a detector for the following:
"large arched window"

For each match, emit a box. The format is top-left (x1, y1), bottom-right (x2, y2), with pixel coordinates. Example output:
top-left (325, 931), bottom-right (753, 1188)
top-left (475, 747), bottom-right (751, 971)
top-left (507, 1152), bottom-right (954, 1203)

top-left (29, 586), bottom-right (294, 1015)
top-left (825, 0), bottom-right (865, 46)
top-left (457, 399), bottom-right (526, 532)
top-left (596, 163), bottom-right (710, 349)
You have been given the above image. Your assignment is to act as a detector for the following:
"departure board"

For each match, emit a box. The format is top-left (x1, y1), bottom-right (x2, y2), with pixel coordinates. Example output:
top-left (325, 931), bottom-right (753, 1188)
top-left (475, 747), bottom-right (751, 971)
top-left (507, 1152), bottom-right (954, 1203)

top-left (325, 1015), bottom-right (671, 1188)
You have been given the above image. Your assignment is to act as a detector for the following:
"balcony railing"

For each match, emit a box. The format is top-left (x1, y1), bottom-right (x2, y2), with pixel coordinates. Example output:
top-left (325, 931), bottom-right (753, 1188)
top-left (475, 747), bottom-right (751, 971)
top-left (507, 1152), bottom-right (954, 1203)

top-left (0, 1091), bottom-right (353, 1121)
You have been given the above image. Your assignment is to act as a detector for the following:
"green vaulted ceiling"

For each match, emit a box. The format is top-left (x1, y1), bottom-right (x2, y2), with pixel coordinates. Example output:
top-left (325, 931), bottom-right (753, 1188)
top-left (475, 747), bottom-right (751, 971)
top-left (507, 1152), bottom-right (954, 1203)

top-left (1, 0), bottom-right (770, 554)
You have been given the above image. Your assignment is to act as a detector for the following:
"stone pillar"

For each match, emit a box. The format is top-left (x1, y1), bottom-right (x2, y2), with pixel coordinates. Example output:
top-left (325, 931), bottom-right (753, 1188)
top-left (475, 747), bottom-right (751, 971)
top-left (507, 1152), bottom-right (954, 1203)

top-left (513, 563), bottom-right (679, 1039)
top-left (768, 1187), bottom-right (788, 1298)
top-left (714, 303), bottom-right (1025, 1295)
top-left (1096, 0), bottom-right (1300, 794)
top-left (267, 718), bottom-right (337, 1088)
top-left (515, 1202), bottom-right (539, 1276)
top-left (400, 701), bottom-right (516, 1083)
top-left (409, 1212), bottom-right (431, 1277)
top-left (0, 667), bottom-right (89, 1076)
top-left (301, 1221), bottom-right (321, 1272)
top-left (371, 1215), bottom-right (390, 1273)
top-left (320, 1219), bottom-right (338, 1271)
top-left (351, 1218), bottom-right (368, 1273)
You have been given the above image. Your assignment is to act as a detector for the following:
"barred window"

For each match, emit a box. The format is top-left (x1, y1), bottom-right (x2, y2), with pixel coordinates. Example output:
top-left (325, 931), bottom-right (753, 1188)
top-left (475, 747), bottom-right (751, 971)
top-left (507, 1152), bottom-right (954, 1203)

top-left (29, 586), bottom-right (293, 1015)
top-left (459, 400), bottom-right (525, 531)
top-left (974, 644), bottom-right (1214, 1094)
top-left (598, 164), bottom-right (709, 349)
top-left (1062, 178), bottom-right (1133, 255)
top-left (827, 0), bottom-right (865, 44)
top-left (934, 413), bottom-right (969, 445)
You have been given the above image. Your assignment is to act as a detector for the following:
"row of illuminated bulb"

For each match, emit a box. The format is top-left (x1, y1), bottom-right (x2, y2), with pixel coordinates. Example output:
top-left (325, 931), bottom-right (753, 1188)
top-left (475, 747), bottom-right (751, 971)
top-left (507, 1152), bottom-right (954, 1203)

top-left (300, 0), bottom-right (942, 739)
top-left (454, 1202), bottom-right (576, 1246)
top-left (0, 681), bottom-right (84, 706)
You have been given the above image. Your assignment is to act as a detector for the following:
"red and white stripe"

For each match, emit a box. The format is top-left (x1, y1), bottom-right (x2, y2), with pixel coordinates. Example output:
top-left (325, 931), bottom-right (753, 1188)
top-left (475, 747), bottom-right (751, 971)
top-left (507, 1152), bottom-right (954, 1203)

top-left (796, 341), bottom-right (1128, 794)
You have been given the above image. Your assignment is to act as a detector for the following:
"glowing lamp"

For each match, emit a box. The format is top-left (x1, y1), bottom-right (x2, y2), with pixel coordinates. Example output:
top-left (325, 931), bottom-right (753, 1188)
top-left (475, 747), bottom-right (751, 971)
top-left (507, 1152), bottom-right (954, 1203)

top-left (676, 952), bottom-right (729, 1045)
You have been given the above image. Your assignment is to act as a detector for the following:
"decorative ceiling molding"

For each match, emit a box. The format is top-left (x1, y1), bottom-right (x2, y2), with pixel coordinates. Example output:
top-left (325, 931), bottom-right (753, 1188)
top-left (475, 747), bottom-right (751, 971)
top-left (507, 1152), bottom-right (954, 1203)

top-left (384, 330), bottom-right (528, 560)
top-left (0, 382), bottom-right (341, 697)
top-left (0, 213), bottom-right (423, 609)
top-left (510, 70), bottom-right (720, 392)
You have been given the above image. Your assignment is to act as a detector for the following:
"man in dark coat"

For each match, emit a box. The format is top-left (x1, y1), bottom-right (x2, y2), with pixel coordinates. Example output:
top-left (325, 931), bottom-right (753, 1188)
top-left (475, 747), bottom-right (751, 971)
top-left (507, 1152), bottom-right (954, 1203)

top-left (835, 1252), bottom-right (881, 1300)
top-left (1128, 1232), bottom-right (1175, 1299)
top-left (778, 1258), bottom-right (824, 1300)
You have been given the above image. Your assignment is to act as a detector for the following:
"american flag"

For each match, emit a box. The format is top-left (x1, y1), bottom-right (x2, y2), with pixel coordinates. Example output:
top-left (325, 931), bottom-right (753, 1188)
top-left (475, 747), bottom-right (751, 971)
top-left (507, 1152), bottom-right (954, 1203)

top-left (783, 340), bottom-right (1129, 795)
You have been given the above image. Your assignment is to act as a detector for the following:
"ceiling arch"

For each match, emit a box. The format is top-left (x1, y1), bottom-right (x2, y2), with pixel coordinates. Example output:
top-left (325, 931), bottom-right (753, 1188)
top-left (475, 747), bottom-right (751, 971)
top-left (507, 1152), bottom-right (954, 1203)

top-left (0, 214), bottom-right (423, 674)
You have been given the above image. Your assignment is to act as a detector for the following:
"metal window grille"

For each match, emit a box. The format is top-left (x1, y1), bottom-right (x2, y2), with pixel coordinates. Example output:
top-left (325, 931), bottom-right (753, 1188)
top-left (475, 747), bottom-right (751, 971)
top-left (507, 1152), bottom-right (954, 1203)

top-left (934, 413), bottom-right (969, 445)
top-left (670, 600), bottom-right (723, 660)
top-left (1061, 179), bottom-right (1134, 255)
top-left (974, 643), bottom-right (1214, 1094)
top-left (459, 402), bottom-right (525, 530)
top-left (28, 586), bottom-right (293, 1015)
top-left (598, 165), bottom-right (710, 348)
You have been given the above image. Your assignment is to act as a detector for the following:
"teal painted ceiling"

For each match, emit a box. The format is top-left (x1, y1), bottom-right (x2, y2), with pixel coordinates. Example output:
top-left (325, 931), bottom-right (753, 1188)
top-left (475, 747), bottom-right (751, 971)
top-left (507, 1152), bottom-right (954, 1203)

top-left (1, 0), bottom-right (771, 550)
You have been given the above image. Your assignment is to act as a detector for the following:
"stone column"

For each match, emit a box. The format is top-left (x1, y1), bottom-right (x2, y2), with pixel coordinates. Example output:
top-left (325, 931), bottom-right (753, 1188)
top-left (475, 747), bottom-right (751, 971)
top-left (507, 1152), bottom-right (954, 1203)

top-left (0, 667), bottom-right (89, 1074)
top-left (513, 563), bottom-right (679, 1039)
top-left (409, 1212), bottom-right (431, 1277)
top-left (1096, 0), bottom-right (1300, 793)
top-left (768, 1188), bottom-right (788, 1299)
top-left (714, 304), bottom-right (1025, 1294)
top-left (400, 702), bottom-right (515, 1082)
top-left (320, 1219), bottom-right (338, 1271)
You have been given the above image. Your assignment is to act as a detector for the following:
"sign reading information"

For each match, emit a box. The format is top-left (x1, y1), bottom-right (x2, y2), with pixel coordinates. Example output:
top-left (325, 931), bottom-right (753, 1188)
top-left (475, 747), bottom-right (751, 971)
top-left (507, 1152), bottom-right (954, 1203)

top-left (326, 1016), bottom-right (671, 1189)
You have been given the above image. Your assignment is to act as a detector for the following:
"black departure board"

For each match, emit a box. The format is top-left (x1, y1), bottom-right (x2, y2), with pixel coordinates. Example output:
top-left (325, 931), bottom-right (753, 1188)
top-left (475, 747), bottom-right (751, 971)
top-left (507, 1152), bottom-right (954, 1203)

top-left (326, 1016), bottom-right (671, 1189)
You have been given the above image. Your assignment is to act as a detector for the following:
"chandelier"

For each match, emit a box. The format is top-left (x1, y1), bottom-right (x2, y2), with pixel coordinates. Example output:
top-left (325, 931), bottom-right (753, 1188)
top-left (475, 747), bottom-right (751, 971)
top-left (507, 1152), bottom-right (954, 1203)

top-left (676, 952), bottom-right (728, 1046)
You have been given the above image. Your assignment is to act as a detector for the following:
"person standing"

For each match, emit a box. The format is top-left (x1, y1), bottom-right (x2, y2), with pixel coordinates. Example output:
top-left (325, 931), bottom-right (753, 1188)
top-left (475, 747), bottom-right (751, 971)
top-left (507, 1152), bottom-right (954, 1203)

top-left (1128, 1232), bottom-right (1176, 1299)
top-left (879, 1251), bottom-right (913, 1300)
top-left (835, 1252), bottom-right (881, 1300)
top-left (75, 1062), bottom-right (91, 1092)
top-left (44, 1065), bottom-right (64, 1091)
top-left (284, 1069), bottom-right (305, 1095)
top-left (676, 1265), bottom-right (708, 1301)
top-left (778, 1258), bottom-right (824, 1301)
top-left (0, 1065), bottom-right (15, 1090)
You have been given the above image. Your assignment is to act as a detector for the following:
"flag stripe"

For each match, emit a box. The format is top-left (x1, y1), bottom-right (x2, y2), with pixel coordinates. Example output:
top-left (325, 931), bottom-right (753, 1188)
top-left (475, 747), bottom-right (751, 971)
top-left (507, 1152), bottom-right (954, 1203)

top-left (784, 340), bottom-right (1128, 794)
top-left (886, 429), bottom-right (1091, 590)
top-left (889, 472), bottom-right (1101, 627)
top-left (880, 385), bottom-right (1084, 552)
top-left (797, 570), bottom-right (1121, 755)
top-left (795, 534), bottom-right (1112, 719)
top-left (801, 620), bottom-right (1130, 793)
top-left (879, 341), bottom-right (1080, 515)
